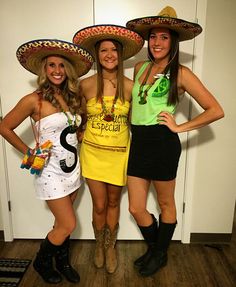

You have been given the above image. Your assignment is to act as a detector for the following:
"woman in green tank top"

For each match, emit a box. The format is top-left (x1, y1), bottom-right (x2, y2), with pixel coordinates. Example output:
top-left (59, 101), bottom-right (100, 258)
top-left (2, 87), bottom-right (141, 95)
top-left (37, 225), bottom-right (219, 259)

top-left (126, 6), bottom-right (224, 277)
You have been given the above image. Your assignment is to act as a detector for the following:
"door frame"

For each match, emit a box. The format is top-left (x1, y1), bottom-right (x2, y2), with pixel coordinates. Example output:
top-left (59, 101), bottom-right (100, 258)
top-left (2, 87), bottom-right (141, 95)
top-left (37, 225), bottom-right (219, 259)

top-left (0, 95), bottom-right (13, 241)
top-left (181, 0), bottom-right (207, 243)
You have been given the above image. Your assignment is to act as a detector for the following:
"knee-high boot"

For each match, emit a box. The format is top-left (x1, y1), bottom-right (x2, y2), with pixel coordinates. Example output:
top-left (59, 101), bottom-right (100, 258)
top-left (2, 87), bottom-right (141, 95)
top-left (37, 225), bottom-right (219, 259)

top-left (33, 236), bottom-right (62, 284)
top-left (92, 222), bottom-right (105, 268)
top-left (134, 214), bottom-right (158, 268)
top-left (139, 215), bottom-right (177, 277)
top-left (105, 223), bottom-right (119, 274)
top-left (55, 236), bottom-right (80, 283)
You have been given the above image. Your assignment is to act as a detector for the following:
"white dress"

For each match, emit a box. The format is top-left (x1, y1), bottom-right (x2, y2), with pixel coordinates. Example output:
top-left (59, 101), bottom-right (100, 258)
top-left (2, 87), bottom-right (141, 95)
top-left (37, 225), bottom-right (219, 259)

top-left (34, 112), bottom-right (82, 200)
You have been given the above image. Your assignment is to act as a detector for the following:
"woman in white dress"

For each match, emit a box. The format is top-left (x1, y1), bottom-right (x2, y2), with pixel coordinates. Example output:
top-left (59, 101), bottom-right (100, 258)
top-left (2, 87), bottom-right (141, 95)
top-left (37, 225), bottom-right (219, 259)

top-left (0, 39), bottom-right (93, 284)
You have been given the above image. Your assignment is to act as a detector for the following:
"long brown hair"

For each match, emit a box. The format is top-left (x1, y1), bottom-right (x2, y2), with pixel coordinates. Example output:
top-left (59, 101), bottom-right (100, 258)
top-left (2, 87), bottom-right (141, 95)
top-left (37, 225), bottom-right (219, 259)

top-left (148, 29), bottom-right (180, 106)
top-left (37, 56), bottom-right (81, 114)
top-left (95, 39), bottom-right (125, 103)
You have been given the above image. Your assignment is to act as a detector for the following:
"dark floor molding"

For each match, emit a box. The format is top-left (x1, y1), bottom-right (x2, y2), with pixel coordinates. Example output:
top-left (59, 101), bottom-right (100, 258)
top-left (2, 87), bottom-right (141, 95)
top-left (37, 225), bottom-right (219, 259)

top-left (0, 230), bottom-right (4, 241)
top-left (0, 231), bottom-right (232, 243)
top-left (190, 233), bottom-right (232, 243)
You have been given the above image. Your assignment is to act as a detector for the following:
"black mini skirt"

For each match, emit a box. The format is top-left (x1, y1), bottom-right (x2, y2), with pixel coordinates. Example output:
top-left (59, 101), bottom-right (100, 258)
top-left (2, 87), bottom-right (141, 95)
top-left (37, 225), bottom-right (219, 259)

top-left (127, 124), bottom-right (181, 181)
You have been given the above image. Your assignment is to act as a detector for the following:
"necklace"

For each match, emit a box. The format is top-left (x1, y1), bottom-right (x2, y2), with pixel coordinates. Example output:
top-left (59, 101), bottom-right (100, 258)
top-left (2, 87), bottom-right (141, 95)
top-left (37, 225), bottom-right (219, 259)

top-left (138, 63), bottom-right (170, 104)
top-left (100, 95), bottom-right (118, 122)
top-left (55, 87), bottom-right (62, 94)
top-left (138, 63), bottom-right (154, 104)
top-left (62, 111), bottom-right (79, 132)
top-left (103, 78), bottom-right (117, 88)
top-left (52, 88), bottom-right (79, 130)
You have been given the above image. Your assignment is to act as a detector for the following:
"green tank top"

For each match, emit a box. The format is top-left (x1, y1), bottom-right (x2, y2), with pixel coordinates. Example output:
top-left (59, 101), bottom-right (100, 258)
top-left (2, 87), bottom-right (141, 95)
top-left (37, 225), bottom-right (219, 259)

top-left (131, 61), bottom-right (176, 126)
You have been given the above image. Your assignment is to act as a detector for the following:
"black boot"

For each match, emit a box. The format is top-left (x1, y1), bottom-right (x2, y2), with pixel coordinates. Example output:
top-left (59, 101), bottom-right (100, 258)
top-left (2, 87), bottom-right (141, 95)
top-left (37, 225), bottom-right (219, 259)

top-left (55, 237), bottom-right (80, 283)
top-left (134, 214), bottom-right (158, 268)
top-left (33, 236), bottom-right (62, 284)
top-left (139, 215), bottom-right (177, 277)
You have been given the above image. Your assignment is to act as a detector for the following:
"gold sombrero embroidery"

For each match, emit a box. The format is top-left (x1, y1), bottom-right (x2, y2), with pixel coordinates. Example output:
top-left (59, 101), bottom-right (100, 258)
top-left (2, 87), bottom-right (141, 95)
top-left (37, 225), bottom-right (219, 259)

top-left (16, 39), bottom-right (94, 77)
top-left (126, 6), bottom-right (202, 41)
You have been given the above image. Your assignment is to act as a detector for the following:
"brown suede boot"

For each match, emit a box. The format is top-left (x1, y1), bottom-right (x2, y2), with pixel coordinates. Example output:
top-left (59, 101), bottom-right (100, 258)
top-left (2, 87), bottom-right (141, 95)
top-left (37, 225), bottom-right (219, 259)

top-left (92, 222), bottom-right (105, 268)
top-left (105, 223), bottom-right (119, 274)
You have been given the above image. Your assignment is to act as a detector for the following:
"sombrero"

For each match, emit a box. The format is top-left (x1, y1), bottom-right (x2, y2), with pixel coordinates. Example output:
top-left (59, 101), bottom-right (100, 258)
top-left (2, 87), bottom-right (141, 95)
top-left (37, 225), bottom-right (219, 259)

top-left (72, 24), bottom-right (144, 60)
top-left (16, 39), bottom-right (94, 77)
top-left (126, 6), bottom-right (202, 42)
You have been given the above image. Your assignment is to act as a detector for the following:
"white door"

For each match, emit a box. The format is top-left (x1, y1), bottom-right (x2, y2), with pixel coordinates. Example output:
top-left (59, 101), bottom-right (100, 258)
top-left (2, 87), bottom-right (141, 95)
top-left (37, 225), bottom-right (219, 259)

top-left (0, 0), bottom-right (201, 240)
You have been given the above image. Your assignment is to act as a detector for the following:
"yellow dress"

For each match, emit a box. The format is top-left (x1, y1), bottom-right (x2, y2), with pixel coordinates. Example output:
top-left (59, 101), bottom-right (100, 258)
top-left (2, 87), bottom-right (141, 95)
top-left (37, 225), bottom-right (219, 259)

top-left (80, 96), bottom-right (130, 186)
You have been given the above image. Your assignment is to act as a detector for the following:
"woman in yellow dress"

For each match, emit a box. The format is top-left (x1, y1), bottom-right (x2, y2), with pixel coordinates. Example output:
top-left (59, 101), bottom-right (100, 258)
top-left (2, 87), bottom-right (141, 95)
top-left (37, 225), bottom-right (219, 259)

top-left (73, 25), bottom-right (144, 273)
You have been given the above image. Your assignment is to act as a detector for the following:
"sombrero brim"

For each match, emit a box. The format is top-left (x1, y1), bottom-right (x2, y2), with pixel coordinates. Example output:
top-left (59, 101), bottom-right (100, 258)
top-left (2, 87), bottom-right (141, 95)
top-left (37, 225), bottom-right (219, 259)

top-left (126, 16), bottom-right (202, 41)
top-left (16, 39), bottom-right (94, 77)
top-left (72, 25), bottom-right (144, 60)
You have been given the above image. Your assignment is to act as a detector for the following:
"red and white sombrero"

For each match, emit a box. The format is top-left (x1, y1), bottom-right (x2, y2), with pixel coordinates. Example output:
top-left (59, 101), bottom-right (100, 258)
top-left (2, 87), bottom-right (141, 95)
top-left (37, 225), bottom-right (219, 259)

top-left (16, 39), bottom-right (94, 77)
top-left (73, 24), bottom-right (144, 60)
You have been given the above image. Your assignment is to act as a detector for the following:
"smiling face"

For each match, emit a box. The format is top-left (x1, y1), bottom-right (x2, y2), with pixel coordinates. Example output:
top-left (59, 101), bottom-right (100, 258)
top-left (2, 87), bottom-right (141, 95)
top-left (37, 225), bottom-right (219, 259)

top-left (45, 56), bottom-right (67, 86)
top-left (148, 27), bottom-right (172, 63)
top-left (97, 40), bottom-right (118, 72)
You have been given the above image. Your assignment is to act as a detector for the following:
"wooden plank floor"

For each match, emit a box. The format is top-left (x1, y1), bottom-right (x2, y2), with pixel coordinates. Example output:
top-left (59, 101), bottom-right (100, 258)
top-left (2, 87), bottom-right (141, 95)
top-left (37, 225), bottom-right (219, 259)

top-left (1, 219), bottom-right (236, 287)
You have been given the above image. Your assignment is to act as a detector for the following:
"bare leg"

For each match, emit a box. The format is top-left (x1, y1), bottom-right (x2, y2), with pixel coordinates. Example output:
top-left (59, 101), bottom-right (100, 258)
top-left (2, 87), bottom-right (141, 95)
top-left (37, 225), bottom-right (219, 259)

top-left (153, 179), bottom-right (176, 223)
top-left (53, 190), bottom-right (78, 230)
top-left (86, 179), bottom-right (107, 230)
top-left (106, 184), bottom-right (122, 231)
top-left (127, 175), bottom-right (152, 226)
top-left (46, 195), bottom-right (77, 245)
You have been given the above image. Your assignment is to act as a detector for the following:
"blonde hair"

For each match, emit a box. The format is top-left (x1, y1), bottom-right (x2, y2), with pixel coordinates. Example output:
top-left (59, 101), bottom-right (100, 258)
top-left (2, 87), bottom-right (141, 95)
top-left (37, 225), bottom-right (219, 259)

top-left (37, 56), bottom-right (81, 114)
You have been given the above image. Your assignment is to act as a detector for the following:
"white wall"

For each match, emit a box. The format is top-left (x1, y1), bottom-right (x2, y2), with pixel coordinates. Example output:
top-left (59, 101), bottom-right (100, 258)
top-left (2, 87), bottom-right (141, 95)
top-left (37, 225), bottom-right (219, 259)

top-left (0, 0), bottom-right (235, 238)
top-left (0, 0), bottom-right (195, 241)
top-left (191, 0), bottom-right (236, 233)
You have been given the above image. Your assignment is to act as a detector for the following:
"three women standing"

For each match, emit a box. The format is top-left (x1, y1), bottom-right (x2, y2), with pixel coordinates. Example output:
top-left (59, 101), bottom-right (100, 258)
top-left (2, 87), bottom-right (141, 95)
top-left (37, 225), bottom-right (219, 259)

top-left (0, 5), bottom-right (225, 282)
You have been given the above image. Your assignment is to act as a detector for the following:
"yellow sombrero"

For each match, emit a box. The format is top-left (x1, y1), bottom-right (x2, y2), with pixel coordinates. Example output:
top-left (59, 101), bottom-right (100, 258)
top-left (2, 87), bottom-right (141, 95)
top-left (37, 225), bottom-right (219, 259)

top-left (72, 24), bottom-right (144, 60)
top-left (126, 6), bottom-right (202, 41)
top-left (16, 39), bottom-right (94, 77)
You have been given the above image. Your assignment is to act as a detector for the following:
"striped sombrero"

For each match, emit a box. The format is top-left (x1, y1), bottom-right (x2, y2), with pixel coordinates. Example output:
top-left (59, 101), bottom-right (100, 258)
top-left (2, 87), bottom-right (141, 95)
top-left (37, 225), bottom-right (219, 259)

top-left (16, 39), bottom-right (94, 77)
top-left (72, 24), bottom-right (144, 60)
top-left (126, 6), bottom-right (202, 42)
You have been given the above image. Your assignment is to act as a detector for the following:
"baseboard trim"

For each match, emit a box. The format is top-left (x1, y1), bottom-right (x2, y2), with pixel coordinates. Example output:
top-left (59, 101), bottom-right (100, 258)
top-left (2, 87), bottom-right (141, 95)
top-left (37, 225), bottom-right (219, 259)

top-left (190, 233), bottom-right (232, 243)
top-left (0, 230), bottom-right (4, 241)
top-left (0, 231), bottom-right (232, 243)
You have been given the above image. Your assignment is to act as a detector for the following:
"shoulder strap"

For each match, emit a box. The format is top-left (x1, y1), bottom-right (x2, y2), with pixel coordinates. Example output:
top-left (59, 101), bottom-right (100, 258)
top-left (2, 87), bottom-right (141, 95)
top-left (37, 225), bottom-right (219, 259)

top-left (135, 61), bottom-right (151, 82)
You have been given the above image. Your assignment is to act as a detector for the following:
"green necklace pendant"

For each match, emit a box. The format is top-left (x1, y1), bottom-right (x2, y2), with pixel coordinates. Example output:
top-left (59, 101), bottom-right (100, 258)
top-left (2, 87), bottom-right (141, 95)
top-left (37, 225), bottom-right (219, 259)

top-left (63, 111), bottom-right (78, 132)
top-left (138, 89), bottom-right (148, 105)
top-left (139, 95), bottom-right (147, 105)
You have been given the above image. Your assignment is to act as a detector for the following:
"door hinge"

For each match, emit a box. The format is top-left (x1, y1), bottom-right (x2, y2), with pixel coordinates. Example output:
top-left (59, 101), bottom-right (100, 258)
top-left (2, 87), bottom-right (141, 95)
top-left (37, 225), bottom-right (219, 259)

top-left (8, 201), bottom-right (11, 212)
top-left (183, 202), bottom-right (186, 213)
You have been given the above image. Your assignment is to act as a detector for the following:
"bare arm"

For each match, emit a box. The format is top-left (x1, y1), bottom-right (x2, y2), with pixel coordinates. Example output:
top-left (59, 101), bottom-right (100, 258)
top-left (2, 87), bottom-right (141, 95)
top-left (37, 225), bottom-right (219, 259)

top-left (159, 66), bottom-right (224, 132)
top-left (0, 93), bottom-right (38, 154)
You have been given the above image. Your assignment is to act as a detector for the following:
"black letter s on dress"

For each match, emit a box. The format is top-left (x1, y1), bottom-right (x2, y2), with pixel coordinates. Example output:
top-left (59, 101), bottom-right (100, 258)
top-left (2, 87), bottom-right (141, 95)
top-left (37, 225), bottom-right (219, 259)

top-left (59, 126), bottom-right (78, 173)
